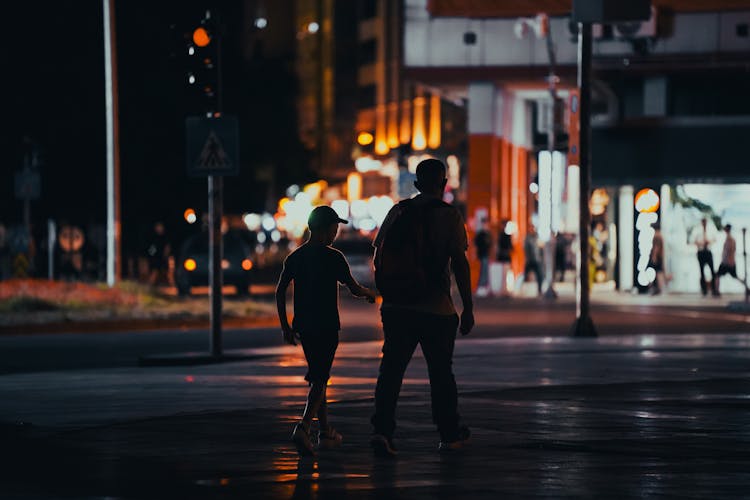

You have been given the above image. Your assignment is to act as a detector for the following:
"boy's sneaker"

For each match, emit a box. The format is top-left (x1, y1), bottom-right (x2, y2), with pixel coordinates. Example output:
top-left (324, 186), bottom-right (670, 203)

top-left (317, 426), bottom-right (343, 449)
top-left (292, 423), bottom-right (315, 456)
top-left (370, 434), bottom-right (398, 457)
top-left (438, 425), bottom-right (471, 452)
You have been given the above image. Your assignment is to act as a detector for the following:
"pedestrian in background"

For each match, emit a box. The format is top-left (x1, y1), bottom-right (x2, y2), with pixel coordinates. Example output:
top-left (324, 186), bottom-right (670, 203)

top-left (494, 219), bottom-right (514, 296)
top-left (649, 224), bottom-right (665, 295)
top-left (474, 218), bottom-right (492, 297)
top-left (147, 222), bottom-right (171, 286)
top-left (716, 224), bottom-right (743, 294)
top-left (276, 206), bottom-right (377, 456)
top-left (691, 218), bottom-right (718, 297)
top-left (522, 226), bottom-right (544, 296)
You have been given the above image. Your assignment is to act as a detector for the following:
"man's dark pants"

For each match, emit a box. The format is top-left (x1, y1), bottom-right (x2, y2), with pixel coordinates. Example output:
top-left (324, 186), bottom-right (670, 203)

top-left (371, 307), bottom-right (461, 441)
top-left (697, 249), bottom-right (717, 295)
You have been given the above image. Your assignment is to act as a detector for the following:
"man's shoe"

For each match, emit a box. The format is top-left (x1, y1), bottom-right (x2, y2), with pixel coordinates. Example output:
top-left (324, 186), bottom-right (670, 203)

top-left (370, 434), bottom-right (398, 457)
top-left (438, 425), bottom-right (471, 452)
top-left (292, 423), bottom-right (315, 456)
top-left (317, 426), bottom-right (343, 449)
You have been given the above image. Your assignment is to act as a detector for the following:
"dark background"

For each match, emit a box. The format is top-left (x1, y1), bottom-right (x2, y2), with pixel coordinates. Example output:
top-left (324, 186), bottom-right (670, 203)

top-left (3, 0), bottom-right (311, 260)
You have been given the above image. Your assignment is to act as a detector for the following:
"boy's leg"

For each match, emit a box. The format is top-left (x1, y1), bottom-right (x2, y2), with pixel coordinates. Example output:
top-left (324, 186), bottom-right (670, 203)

top-left (301, 382), bottom-right (327, 429)
top-left (317, 387), bottom-right (328, 431)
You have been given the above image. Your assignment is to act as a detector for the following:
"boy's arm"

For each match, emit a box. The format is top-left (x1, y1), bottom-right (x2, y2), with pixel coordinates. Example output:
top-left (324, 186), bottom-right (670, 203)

top-left (345, 278), bottom-right (377, 303)
top-left (337, 254), bottom-right (377, 303)
top-left (275, 268), bottom-right (298, 345)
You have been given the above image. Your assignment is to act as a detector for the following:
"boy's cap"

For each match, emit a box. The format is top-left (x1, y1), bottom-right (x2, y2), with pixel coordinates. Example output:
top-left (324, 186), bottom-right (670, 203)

top-left (308, 205), bottom-right (348, 230)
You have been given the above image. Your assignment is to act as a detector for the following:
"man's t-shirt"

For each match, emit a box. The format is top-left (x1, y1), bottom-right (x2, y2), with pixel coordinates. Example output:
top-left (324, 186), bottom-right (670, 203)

top-left (374, 194), bottom-right (468, 316)
top-left (282, 243), bottom-right (353, 333)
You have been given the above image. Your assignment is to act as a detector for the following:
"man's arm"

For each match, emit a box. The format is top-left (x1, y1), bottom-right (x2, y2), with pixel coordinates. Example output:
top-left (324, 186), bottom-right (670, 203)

top-left (451, 252), bottom-right (475, 335)
top-left (275, 268), bottom-right (298, 345)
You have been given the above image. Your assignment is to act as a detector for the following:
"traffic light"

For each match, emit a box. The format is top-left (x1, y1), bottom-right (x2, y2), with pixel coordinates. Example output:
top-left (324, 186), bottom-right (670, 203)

top-left (185, 12), bottom-right (219, 116)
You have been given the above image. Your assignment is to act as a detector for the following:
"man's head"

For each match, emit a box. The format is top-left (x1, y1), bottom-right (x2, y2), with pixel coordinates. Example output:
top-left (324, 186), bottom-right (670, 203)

top-left (414, 158), bottom-right (447, 196)
top-left (701, 218), bottom-right (708, 228)
top-left (725, 224), bottom-right (732, 233)
top-left (307, 205), bottom-right (348, 244)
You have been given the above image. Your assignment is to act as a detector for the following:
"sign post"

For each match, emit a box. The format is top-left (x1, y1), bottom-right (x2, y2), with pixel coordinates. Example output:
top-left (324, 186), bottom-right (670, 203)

top-left (186, 115), bottom-right (239, 358)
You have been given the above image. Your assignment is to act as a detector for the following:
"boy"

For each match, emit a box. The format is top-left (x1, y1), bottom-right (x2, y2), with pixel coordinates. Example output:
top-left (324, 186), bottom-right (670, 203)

top-left (276, 205), bottom-right (377, 456)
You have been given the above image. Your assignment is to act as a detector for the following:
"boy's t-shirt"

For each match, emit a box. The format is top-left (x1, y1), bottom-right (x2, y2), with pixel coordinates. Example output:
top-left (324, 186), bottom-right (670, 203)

top-left (282, 242), bottom-right (354, 333)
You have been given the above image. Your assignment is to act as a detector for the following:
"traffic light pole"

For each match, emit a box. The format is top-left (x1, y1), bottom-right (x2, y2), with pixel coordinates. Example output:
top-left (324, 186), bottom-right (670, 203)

top-left (570, 22), bottom-right (597, 337)
top-left (208, 175), bottom-right (223, 357)
top-left (209, 13), bottom-right (224, 358)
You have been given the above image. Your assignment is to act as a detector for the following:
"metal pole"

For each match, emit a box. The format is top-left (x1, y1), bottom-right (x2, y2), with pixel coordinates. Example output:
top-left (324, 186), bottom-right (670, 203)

top-left (103, 0), bottom-right (121, 287)
top-left (571, 22), bottom-right (597, 337)
top-left (208, 10), bottom-right (224, 358)
top-left (743, 227), bottom-right (748, 303)
top-left (209, 175), bottom-right (223, 357)
top-left (47, 219), bottom-right (55, 281)
top-left (543, 29), bottom-right (558, 299)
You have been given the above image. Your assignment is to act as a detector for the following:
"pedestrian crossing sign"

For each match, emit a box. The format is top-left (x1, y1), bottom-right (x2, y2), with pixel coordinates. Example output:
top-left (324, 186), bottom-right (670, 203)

top-left (185, 115), bottom-right (240, 177)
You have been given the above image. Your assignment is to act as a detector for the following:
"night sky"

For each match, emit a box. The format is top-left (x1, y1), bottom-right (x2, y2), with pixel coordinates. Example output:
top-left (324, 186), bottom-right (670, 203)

top-left (4, 0), bottom-right (308, 257)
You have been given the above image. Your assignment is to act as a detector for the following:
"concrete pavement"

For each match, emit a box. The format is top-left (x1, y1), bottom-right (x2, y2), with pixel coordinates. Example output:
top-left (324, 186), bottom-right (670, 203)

top-left (2, 330), bottom-right (750, 498)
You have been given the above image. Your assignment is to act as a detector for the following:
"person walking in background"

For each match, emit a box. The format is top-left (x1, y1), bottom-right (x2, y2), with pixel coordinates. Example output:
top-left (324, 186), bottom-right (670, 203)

top-left (692, 218), bottom-right (718, 297)
top-left (276, 206), bottom-right (377, 456)
top-left (147, 222), bottom-right (171, 286)
top-left (716, 224), bottom-right (743, 294)
top-left (370, 158), bottom-right (474, 456)
top-left (523, 226), bottom-right (544, 296)
top-left (495, 220), bottom-right (514, 296)
top-left (649, 224), bottom-right (666, 295)
top-left (474, 218), bottom-right (492, 297)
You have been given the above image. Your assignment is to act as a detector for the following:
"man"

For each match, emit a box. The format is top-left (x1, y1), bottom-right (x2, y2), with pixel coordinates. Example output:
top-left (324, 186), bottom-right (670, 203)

top-left (370, 158), bottom-right (474, 456)
top-left (523, 226), bottom-right (544, 296)
top-left (692, 218), bottom-right (718, 297)
top-left (716, 224), bottom-right (741, 294)
top-left (474, 218), bottom-right (492, 297)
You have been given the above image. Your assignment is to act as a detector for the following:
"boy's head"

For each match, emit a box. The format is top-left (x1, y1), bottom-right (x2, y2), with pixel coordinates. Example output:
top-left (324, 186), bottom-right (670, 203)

top-left (307, 205), bottom-right (348, 244)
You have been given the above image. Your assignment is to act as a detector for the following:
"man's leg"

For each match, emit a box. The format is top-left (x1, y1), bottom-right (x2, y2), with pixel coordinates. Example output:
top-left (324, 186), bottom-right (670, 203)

top-left (697, 252), bottom-right (708, 295)
top-left (419, 313), bottom-right (461, 442)
top-left (371, 309), bottom-right (419, 439)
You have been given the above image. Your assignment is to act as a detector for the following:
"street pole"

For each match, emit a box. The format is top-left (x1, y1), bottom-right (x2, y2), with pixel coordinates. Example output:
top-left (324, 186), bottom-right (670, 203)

top-left (208, 10), bottom-right (224, 358)
top-left (103, 0), bottom-right (121, 287)
top-left (570, 22), bottom-right (597, 337)
top-left (543, 26), bottom-right (558, 300)
top-left (209, 175), bottom-right (223, 357)
top-left (743, 227), bottom-right (748, 303)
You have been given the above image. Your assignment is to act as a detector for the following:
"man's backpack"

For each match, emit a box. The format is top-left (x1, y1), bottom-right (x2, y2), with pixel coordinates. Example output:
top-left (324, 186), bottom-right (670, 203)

top-left (374, 198), bottom-right (443, 304)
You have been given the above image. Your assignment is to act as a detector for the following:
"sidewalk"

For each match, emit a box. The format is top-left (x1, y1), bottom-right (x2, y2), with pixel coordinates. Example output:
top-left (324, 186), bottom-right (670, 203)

top-left (2, 332), bottom-right (750, 498)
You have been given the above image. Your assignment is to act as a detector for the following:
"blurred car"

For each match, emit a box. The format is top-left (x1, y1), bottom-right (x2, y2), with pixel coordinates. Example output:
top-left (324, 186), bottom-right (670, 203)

top-left (174, 230), bottom-right (254, 296)
top-left (333, 237), bottom-right (375, 287)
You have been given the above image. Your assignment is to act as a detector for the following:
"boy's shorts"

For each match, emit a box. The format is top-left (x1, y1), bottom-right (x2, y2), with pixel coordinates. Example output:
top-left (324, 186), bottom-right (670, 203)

top-left (299, 331), bottom-right (339, 384)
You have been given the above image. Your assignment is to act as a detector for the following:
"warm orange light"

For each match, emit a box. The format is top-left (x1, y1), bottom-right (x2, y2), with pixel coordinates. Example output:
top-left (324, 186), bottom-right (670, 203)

top-left (192, 27), bottom-right (211, 47)
top-left (184, 259), bottom-right (197, 272)
top-left (184, 208), bottom-right (197, 224)
top-left (387, 102), bottom-right (400, 149)
top-left (357, 132), bottom-right (374, 146)
top-left (242, 259), bottom-right (253, 271)
top-left (411, 96), bottom-right (427, 151)
top-left (635, 188), bottom-right (660, 213)
top-left (221, 259), bottom-right (230, 270)
top-left (428, 94), bottom-right (441, 149)
top-left (375, 104), bottom-right (389, 155)
top-left (347, 172), bottom-right (363, 202)
top-left (400, 100), bottom-right (412, 145)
